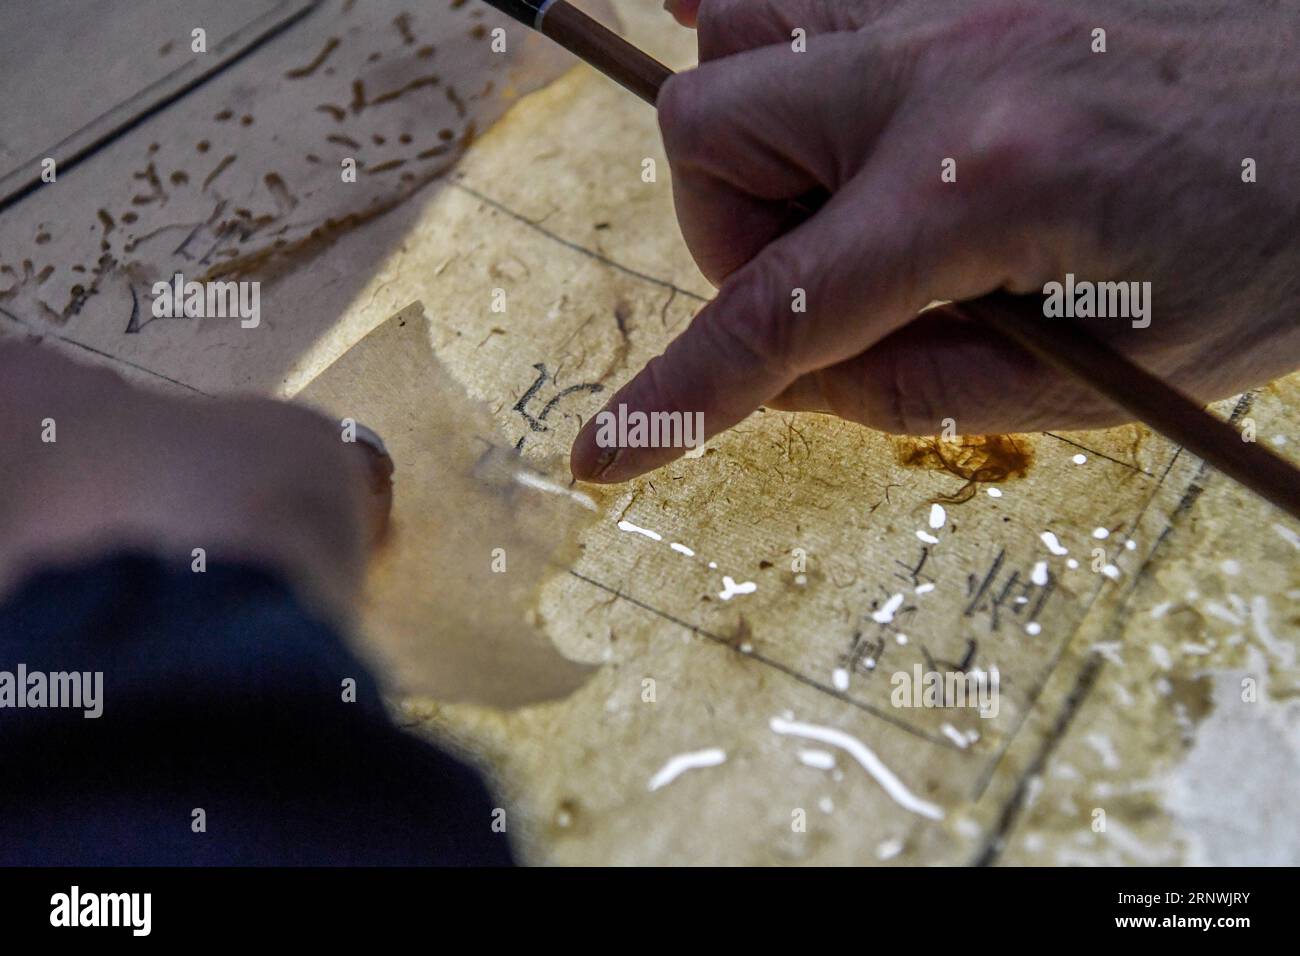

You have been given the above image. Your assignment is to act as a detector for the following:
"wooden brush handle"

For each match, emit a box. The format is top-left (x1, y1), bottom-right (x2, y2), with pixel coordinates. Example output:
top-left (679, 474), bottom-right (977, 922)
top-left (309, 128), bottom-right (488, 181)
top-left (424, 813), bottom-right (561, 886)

top-left (541, 2), bottom-right (672, 106)
top-left (966, 292), bottom-right (1300, 520)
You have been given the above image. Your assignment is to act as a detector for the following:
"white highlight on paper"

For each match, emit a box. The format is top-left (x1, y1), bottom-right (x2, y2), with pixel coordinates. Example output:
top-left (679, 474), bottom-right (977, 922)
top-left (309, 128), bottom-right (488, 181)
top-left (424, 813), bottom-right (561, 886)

top-left (1272, 524), bottom-right (1300, 550)
top-left (1040, 531), bottom-right (1069, 555)
top-left (617, 519), bottom-right (662, 541)
top-left (769, 716), bottom-right (945, 820)
top-left (648, 748), bottom-right (727, 791)
top-left (940, 723), bottom-right (969, 749)
top-left (798, 749), bottom-right (836, 770)
top-left (513, 470), bottom-right (597, 510)
top-left (876, 837), bottom-right (904, 860)
top-left (718, 576), bottom-right (757, 601)
top-left (872, 593), bottom-right (905, 624)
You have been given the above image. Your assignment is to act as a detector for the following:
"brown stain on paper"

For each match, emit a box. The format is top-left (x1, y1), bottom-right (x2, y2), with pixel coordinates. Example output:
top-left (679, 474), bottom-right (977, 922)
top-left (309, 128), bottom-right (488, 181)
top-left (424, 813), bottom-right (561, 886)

top-left (893, 434), bottom-right (1033, 501)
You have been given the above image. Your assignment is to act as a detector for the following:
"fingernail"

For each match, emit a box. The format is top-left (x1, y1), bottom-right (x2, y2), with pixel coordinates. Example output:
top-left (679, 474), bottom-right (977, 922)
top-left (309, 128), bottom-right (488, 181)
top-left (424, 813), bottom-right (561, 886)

top-left (571, 413), bottom-right (623, 482)
top-left (353, 422), bottom-right (389, 459)
top-left (349, 422), bottom-right (394, 546)
top-left (574, 442), bottom-right (620, 483)
top-left (352, 422), bottom-right (395, 493)
top-left (589, 447), bottom-right (619, 480)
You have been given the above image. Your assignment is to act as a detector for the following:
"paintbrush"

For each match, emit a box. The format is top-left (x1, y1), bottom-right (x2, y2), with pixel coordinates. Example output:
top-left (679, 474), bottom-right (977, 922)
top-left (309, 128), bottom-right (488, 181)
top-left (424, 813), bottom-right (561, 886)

top-left (483, 0), bottom-right (670, 104)
top-left (479, 0), bottom-right (1300, 520)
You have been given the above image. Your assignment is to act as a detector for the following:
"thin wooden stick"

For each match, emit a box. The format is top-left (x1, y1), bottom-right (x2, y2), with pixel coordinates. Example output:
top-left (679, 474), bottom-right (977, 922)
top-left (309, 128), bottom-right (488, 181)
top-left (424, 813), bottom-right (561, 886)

top-left (967, 293), bottom-right (1300, 520)
top-left (480, 0), bottom-right (1300, 520)
top-left (483, 0), bottom-right (670, 105)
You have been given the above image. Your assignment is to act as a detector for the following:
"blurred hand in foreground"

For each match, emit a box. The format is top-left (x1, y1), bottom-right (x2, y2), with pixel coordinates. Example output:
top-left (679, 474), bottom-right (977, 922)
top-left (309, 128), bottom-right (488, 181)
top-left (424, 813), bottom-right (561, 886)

top-left (0, 340), bottom-right (392, 619)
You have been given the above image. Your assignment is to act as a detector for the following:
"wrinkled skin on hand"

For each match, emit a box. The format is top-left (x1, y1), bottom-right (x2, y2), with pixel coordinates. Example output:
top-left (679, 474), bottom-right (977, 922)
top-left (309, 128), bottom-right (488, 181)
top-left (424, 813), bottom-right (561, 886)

top-left (572, 0), bottom-right (1300, 482)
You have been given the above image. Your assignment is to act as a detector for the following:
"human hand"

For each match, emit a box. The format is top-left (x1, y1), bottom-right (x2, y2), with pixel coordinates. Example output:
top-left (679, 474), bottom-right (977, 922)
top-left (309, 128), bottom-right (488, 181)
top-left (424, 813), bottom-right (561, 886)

top-left (571, 0), bottom-right (1300, 482)
top-left (0, 341), bottom-right (393, 619)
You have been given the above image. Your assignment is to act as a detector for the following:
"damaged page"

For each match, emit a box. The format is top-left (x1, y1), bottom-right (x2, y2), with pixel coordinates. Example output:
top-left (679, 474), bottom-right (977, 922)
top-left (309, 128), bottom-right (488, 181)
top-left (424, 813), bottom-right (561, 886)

top-left (297, 301), bottom-right (597, 707)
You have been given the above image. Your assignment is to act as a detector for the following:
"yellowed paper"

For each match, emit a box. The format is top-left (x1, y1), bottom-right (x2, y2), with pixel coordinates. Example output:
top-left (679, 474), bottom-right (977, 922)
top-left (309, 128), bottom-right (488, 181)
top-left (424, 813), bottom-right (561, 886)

top-left (298, 302), bottom-right (596, 707)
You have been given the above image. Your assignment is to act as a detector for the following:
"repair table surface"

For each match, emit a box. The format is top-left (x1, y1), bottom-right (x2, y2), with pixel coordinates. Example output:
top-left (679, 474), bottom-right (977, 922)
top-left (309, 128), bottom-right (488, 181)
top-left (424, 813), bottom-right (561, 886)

top-left (1, 0), bottom-right (1297, 865)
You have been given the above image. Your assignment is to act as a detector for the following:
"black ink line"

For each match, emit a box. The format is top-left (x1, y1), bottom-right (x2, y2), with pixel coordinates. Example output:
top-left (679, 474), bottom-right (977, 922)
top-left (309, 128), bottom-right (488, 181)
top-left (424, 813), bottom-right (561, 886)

top-left (452, 180), bottom-right (709, 303)
top-left (567, 567), bottom-right (965, 752)
top-left (970, 392), bottom-right (1254, 815)
top-left (1043, 432), bottom-right (1154, 476)
top-left (0, 305), bottom-right (206, 394)
top-left (0, 1), bottom-right (319, 214)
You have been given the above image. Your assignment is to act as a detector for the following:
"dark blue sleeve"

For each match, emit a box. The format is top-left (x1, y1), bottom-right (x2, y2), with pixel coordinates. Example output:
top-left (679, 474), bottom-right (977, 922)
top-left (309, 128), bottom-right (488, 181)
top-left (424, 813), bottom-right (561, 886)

top-left (0, 552), bottom-right (514, 866)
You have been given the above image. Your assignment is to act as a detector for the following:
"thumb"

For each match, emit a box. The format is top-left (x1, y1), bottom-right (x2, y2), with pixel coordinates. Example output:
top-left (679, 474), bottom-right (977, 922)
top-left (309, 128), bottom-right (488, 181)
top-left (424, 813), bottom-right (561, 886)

top-left (348, 423), bottom-right (395, 546)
